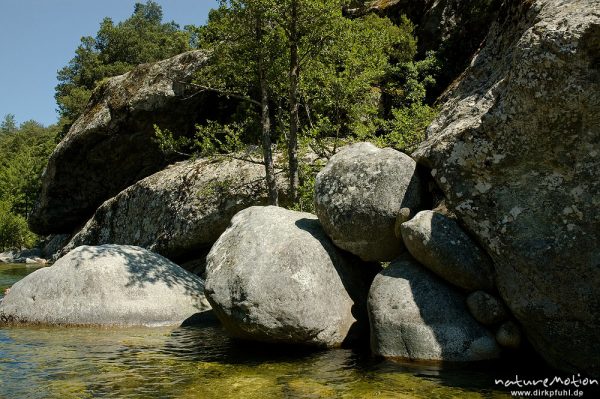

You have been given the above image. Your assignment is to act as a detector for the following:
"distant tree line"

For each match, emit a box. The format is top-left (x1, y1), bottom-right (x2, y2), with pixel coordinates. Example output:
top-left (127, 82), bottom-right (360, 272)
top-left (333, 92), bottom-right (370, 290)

top-left (0, 115), bottom-right (58, 251)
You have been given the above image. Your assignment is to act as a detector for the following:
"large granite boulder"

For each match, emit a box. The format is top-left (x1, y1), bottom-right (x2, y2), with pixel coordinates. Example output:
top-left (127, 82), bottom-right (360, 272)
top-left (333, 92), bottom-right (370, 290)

top-left (60, 154), bottom-right (288, 263)
top-left (314, 142), bottom-right (426, 262)
top-left (413, 0), bottom-right (600, 376)
top-left (29, 50), bottom-right (232, 235)
top-left (0, 245), bottom-right (210, 326)
top-left (400, 210), bottom-right (495, 291)
top-left (205, 206), bottom-right (374, 348)
top-left (368, 257), bottom-right (500, 362)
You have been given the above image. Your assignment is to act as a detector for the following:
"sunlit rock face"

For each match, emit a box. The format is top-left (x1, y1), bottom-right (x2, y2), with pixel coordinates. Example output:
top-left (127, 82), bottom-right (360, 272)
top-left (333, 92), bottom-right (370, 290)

top-left (205, 206), bottom-right (375, 348)
top-left (59, 154), bottom-right (289, 264)
top-left (30, 50), bottom-right (231, 235)
top-left (413, 0), bottom-right (600, 376)
top-left (0, 244), bottom-right (210, 326)
top-left (314, 142), bottom-right (426, 262)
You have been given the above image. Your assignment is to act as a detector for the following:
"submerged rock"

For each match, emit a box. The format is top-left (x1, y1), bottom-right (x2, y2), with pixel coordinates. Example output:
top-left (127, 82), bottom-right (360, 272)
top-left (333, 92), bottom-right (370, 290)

top-left (205, 206), bottom-right (374, 347)
top-left (29, 50), bottom-right (231, 235)
top-left (60, 154), bottom-right (287, 263)
top-left (0, 245), bottom-right (210, 326)
top-left (368, 257), bottom-right (500, 362)
top-left (413, 0), bottom-right (600, 376)
top-left (314, 142), bottom-right (425, 262)
top-left (401, 210), bottom-right (495, 291)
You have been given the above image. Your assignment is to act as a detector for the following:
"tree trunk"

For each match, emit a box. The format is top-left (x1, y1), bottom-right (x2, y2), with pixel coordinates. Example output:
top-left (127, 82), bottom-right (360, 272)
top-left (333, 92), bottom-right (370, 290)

top-left (256, 14), bottom-right (279, 206)
top-left (288, 0), bottom-right (300, 203)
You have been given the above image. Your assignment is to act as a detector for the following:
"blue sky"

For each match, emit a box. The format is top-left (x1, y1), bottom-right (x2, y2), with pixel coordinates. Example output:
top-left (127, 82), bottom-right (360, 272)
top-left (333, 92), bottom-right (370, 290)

top-left (0, 0), bottom-right (218, 127)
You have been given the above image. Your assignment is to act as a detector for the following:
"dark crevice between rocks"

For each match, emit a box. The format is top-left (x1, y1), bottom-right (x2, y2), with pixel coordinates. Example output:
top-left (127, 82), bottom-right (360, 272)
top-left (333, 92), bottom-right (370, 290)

top-left (345, 0), bottom-right (503, 102)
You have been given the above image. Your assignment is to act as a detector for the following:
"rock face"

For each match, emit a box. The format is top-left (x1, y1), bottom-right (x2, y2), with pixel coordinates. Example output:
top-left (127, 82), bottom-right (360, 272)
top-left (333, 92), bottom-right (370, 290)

top-left (314, 142), bottom-right (425, 262)
top-left (413, 0), bottom-right (600, 375)
top-left (466, 291), bottom-right (509, 326)
top-left (29, 50), bottom-right (232, 235)
top-left (60, 155), bottom-right (287, 263)
top-left (496, 321), bottom-right (522, 349)
top-left (0, 245), bottom-right (210, 326)
top-left (205, 206), bottom-right (373, 347)
top-left (368, 257), bottom-right (500, 362)
top-left (41, 234), bottom-right (71, 259)
top-left (400, 210), bottom-right (495, 291)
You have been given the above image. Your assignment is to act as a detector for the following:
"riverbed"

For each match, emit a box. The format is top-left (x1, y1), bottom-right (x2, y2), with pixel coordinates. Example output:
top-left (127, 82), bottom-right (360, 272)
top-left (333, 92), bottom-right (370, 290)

top-left (0, 263), bottom-right (528, 398)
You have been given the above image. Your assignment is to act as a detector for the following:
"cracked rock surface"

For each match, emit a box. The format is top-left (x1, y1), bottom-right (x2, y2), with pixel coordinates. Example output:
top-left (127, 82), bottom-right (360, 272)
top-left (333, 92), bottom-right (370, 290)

top-left (413, 0), bottom-right (600, 376)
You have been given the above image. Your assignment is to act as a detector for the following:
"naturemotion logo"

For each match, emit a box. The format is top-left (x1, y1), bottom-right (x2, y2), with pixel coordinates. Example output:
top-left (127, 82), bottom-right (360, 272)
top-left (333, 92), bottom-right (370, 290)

top-left (495, 374), bottom-right (598, 397)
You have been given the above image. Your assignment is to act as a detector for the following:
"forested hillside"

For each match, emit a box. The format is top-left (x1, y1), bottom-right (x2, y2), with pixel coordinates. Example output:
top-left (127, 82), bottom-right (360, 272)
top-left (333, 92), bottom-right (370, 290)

top-left (1, 0), bottom-right (440, 248)
top-left (0, 116), bottom-right (57, 250)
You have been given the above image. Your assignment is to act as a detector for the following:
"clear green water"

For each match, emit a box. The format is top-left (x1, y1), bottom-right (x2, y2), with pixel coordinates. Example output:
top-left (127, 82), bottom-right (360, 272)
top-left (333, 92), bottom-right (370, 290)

top-left (1, 263), bottom-right (521, 399)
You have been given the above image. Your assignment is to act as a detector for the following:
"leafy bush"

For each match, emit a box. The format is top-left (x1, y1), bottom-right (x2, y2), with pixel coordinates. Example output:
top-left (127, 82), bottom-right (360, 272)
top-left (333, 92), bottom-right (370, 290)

top-left (0, 200), bottom-right (36, 251)
top-left (0, 116), bottom-right (59, 250)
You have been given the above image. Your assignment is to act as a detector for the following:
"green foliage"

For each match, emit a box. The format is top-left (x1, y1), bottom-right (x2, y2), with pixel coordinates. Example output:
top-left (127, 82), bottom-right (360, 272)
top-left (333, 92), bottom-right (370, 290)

top-left (376, 103), bottom-right (437, 152)
top-left (301, 12), bottom-right (415, 142)
top-left (158, 1), bottom-right (439, 209)
top-left (193, 121), bottom-right (247, 157)
top-left (382, 49), bottom-right (439, 109)
top-left (154, 120), bottom-right (247, 159)
top-left (0, 200), bottom-right (36, 251)
top-left (0, 120), bottom-right (58, 250)
top-left (56, 1), bottom-right (194, 124)
top-left (1, 114), bottom-right (17, 134)
top-left (289, 157), bottom-right (326, 213)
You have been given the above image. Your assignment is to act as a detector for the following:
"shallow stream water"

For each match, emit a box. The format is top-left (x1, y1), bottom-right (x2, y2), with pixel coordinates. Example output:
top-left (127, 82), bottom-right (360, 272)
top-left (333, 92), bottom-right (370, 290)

top-left (0, 263), bottom-right (559, 399)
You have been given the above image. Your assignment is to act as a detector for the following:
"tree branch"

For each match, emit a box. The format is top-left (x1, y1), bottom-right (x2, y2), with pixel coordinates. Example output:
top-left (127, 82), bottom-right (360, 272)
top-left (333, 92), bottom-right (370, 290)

top-left (178, 81), bottom-right (260, 107)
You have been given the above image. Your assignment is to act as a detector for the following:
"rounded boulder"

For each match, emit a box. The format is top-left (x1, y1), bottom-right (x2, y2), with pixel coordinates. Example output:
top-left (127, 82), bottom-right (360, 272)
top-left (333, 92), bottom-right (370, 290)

top-left (368, 257), bottom-right (500, 362)
top-left (314, 142), bottom-right (425, 262)
top-left (401, 210), bottom-right (495, 291)
top-left (205, 206), bottom-right (372, 347)
top-left (0, 245), bottom-right (210, 326)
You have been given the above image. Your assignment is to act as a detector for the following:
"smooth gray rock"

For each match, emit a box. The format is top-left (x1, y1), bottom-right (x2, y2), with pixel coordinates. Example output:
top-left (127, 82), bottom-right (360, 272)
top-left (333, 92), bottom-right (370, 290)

top-left (496, 321), bottom-right (522, 349)
top-left (60, 154), bottom-right (288, 263)
top-left (314, 142), bottom-right (425, 261)
top-left (401, 210), bottom-right (495, 291)
top-left (0, 245), bottom-right (210, 326)
top-left (466, 291), bottom-right (509, 326)
top-left (368, 257), bottom-right (500, 362)
top-left (413, 0), bottom-right (600, 376)
top-left (29, 50), bottom-right (231, 235)
top-left (205, 206), bottom-right (373, 347)
top-left (0, 249), bottom-right (47, 265)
